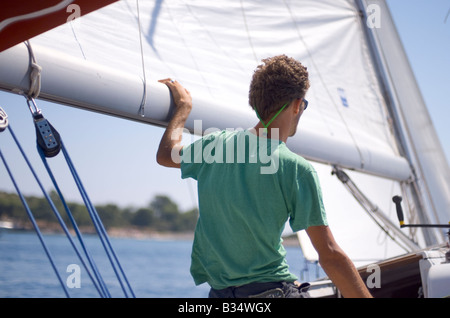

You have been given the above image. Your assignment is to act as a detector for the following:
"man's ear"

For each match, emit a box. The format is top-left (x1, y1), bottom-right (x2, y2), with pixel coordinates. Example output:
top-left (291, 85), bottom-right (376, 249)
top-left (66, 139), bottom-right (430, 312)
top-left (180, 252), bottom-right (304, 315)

top-left (292, 98), bottom-right (302, 115)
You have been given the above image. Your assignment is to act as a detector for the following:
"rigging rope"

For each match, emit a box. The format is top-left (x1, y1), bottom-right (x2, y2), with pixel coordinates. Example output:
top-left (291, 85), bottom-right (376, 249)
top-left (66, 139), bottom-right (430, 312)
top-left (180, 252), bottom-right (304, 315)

top-left (37, 143), bottom-right (110, 298)
top-left (56, 140), bottom-right (135, 298)
top-left (0, 147), bottom-right (70, 297)
top-left (6, 122), bottom-right (108, 297)
top-left (0, 39), bottom-right (135, 297)
top-left (0, 111), bottom-right (70, 297)
top-left (332, 165), bottom-right (419, 253)
top-left (24, 37), bottom-right (134, 296)
top-left (24, 41), bottom-right (42, 99)
top-left (136, 0), bottom-right (147, 118)
top-left (0, 102), bottom-right (135, 298)
top-left (34, 103), bottom-right (135, 297)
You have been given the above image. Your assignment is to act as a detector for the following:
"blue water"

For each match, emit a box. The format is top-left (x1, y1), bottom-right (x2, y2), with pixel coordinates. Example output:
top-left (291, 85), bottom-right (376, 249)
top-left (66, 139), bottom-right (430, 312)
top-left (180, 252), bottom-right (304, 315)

top-left (0, 231), bottom-right (322, 298)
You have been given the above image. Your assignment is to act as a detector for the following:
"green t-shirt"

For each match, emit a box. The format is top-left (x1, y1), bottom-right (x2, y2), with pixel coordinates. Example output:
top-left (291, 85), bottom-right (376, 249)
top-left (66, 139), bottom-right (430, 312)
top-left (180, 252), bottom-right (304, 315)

top-left (180, 129), bottom-right (327, 290)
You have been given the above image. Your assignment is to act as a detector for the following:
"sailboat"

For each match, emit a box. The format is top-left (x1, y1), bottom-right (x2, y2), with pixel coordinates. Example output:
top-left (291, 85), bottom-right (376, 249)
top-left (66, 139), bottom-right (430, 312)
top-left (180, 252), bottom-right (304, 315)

top-left (0, 220), bottom-right (14, 236)
top-left (0, 0), bottom-right (449, 298)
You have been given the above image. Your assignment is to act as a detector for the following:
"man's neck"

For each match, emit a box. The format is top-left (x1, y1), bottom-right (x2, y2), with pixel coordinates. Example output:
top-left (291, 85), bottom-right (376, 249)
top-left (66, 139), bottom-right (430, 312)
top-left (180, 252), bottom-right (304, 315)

top-left (252, 123), bottom-right (289, 143)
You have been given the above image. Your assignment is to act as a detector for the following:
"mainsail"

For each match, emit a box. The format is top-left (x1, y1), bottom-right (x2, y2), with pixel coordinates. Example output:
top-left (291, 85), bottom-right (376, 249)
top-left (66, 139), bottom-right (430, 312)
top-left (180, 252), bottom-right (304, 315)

top-left (0, 0), bottom-right (449, 276)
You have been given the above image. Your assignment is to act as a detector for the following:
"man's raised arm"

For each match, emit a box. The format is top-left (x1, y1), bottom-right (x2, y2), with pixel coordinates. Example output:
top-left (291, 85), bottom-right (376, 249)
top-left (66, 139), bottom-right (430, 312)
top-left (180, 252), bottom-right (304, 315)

top-left (156, 79), bottom-right (192, 168)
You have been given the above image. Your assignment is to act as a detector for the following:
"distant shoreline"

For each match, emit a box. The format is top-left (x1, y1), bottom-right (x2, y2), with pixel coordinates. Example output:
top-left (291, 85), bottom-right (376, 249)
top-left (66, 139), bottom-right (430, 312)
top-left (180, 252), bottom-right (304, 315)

top-left (106, 228), bottom-right (301, 247)
top-left (2, 223), bottom-right (301, 247)
top-left (2, 221), bottom-right (196, 241)
top-left (107, 227), bottom-right (195, 241)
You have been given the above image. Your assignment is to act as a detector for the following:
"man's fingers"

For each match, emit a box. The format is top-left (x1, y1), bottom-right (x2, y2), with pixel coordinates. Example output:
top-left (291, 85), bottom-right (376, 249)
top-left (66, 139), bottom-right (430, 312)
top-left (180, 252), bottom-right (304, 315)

top-left (159, 78), bottom-right (176, 85)
top-left (158, 78), bottom-right (192, 106)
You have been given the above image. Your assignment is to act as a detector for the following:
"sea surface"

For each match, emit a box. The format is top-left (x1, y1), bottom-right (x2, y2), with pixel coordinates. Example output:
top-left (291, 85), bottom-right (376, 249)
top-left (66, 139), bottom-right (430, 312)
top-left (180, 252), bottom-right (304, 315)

top-left (0, 230), bottom-right (323, 298)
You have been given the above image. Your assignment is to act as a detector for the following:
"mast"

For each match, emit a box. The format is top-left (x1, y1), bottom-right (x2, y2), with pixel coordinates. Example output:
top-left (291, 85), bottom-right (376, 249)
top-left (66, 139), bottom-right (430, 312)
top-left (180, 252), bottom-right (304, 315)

top-left (357, 0), bottom-right (450, 245)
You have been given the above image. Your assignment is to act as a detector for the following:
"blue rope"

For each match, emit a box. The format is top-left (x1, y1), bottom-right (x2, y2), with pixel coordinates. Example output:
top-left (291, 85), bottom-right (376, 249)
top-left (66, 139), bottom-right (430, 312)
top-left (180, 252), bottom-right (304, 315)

top-left (31, 106), bottom-right (135, 297)
top-left (0, 135), bottom-right (70, 298)
top-left (1, 112), bottom-right (135, 298)
top-left (60, 141), bottom-right (136, 298)
top-left (6, 124), bottom-right (113, 297)
top-left (37, 146), bottom-right (110, 298)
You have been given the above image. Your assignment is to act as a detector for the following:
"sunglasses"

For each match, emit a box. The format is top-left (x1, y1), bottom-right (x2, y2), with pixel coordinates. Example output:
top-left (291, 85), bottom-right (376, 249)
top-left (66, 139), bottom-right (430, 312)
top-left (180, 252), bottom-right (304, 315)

top-left (302, 98), bottom-right (308, 111)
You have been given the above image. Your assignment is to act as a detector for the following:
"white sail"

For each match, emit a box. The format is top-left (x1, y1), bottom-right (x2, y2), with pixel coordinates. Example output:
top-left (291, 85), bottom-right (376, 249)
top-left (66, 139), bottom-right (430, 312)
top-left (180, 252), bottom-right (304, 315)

top-left (0, 0), bottom-right (412, 181)
top-left (360, 0), bottom-right (450, 230)
top-left (0, 0), bottom-right (449, 272)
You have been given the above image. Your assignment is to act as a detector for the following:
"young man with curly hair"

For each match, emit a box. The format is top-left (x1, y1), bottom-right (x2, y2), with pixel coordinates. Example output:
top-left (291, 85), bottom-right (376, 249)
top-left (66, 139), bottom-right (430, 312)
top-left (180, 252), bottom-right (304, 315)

top-left (157, 55), bottom-right (372, 298)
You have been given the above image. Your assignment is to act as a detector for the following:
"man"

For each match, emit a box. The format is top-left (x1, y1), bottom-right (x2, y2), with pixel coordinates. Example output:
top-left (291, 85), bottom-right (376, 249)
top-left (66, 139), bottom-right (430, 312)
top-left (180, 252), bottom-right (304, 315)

top-left (157, 55), bottom-right (372, 298)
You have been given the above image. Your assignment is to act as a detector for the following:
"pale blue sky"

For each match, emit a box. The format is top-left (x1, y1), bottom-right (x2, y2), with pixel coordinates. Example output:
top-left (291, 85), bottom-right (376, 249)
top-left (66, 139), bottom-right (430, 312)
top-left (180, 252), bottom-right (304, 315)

top-left (0, 0), bottom-right (449, 212)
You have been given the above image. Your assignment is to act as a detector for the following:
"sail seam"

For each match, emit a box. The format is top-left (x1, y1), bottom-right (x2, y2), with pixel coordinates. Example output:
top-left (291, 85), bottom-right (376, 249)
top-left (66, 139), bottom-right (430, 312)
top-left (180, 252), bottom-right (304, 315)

top-left (240, 0), bottom-right (258, 63)
top-left (164, 2), bottom-right (213, 97)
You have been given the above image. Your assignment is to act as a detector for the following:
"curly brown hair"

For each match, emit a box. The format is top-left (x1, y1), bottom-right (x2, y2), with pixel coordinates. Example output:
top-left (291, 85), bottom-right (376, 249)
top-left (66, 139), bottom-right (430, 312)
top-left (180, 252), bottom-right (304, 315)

top-left (249, 55), bottom-right (310, 120)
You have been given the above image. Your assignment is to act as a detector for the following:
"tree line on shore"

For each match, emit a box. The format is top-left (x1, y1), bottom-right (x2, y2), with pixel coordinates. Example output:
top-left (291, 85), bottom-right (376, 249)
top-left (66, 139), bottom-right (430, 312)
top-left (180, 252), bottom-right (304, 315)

top-left (0, 191), bottom-right (198, 233)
